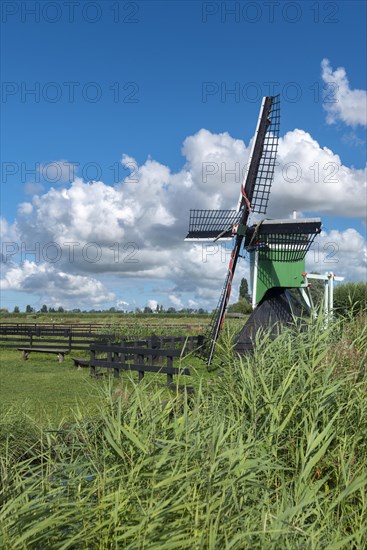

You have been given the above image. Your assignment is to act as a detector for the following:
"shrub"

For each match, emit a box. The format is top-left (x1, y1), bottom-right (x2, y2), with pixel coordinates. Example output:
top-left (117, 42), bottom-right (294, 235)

top-left (334, 282), bottom-right (367, 316)
top-left (227, 298), bottom-right (252, 314)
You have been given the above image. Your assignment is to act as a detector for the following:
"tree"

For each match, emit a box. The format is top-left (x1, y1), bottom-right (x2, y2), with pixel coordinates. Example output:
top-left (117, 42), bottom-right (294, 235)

top-left (144, 306), bottom-right (153, 314)
top-left (26, 305), bottom-right (34, 313)
top-left (227, 278), bottom-right (252, 314)
top-left (13, 306), bottom-right (20, 313)
top-left (239, 278), bottom-right (250, 301)
top-left (40, 304), bottom-right (48, 313)
top-left (57, 306), bottom-right (64, 313)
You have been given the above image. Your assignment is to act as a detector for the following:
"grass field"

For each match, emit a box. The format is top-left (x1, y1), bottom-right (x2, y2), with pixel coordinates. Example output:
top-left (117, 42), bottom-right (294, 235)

top-left (0, 345), bottom-right (209, 424)
top-left (0, 311), bottom-right (212, 327)
top-left (0, 349), bottom-right (102, 424)
top-left (1, 313), bottom-right (366, 548)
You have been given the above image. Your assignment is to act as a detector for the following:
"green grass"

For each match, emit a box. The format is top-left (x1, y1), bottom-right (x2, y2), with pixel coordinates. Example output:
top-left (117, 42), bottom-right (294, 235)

top-left (0, 314), bottom-right (366, 548)
top-left (0, 349), bottom-right (102, 424)
top-left (0, 311), bottom-right (211, 326)
top-left (0, 345), bottom-right (210, 424)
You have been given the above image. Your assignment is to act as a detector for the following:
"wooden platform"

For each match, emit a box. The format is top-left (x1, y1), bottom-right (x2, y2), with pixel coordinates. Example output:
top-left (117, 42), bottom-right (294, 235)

top-left (17, 347), bottom-right (69, 362)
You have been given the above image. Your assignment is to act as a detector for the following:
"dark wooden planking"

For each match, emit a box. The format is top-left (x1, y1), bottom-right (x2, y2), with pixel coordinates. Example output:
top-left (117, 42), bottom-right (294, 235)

top-left (89, 360), bottom-right (190, 376)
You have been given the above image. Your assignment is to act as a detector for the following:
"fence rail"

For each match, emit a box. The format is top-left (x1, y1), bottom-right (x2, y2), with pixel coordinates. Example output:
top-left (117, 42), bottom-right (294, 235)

top-left (89, 342), bottom-right (193, 384)
top-left (0, 321), bottom-right (207, 332)
top-left (0, 324), bottom-right (204, 353)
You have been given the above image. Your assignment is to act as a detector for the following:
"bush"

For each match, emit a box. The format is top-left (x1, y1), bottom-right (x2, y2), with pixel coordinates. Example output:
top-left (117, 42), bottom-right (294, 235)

top-left (227, 298), bottom-right (252, 314)
top-left (334, 282), bottom-right (367, 316)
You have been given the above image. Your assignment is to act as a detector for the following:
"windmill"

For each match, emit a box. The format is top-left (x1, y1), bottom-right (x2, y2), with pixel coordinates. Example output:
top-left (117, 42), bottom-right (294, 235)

top-left (185, 95), bottom-right (322, 364)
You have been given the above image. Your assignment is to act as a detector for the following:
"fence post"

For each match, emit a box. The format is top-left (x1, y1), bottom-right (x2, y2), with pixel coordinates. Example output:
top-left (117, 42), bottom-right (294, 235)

top-left (113, 350), bottom-right (119, 379)
top-left (138, 354), bottom-right (144, 382)
top-left (90, 348), bottom-right (96, 377)
top-left (167, 355), bottom-right (173, 386)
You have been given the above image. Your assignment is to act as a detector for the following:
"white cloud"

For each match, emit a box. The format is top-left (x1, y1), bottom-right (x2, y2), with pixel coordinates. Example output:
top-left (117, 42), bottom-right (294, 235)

top-left (169, 294), bottom-right (183, 309)
top-left (18, 202), bottom-right (33, 215)
top-left (267, 129), bottom-right (367, 219)
top-left (39, 159), bottom-right (78, 184)
top-left (0, 261), bottom-right (114, 308)
top-left (3, 123), bottom-right (366, 309)
top-left (24, 182), bottom-right (45, 195)
top-left (306, 228), bottom-right (367, 281)
top-left (117, 300), bottom-right (129, 308)
top-left (147, 299), bottom-right (159, 311)
top-left (0, 217), bottom-right (19, 242)
top-left (321, 59), bottom-right (367, 127)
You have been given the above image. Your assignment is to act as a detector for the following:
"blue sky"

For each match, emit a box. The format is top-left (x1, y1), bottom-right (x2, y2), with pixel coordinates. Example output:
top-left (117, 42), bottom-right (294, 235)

top-left (1, 0), bottom-right (366, 311)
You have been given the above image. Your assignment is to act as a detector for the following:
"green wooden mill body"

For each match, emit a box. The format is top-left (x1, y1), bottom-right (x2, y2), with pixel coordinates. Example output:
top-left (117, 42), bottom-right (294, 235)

top-left (238, 217), bottom-right (322, 307)
top-left (250, 253), bottom-right (305, 305)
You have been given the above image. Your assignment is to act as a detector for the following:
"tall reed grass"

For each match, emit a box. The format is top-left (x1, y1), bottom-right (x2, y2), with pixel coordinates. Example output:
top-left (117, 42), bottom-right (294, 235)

top-left (1, 315), bottom-right (366, 549)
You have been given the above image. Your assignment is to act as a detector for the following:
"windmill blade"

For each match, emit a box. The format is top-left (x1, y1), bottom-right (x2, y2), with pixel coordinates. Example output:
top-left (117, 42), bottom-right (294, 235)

top-left (185, 209), bottom-right (241, 240)
top-left (238, 94), bottom-right (280, 215)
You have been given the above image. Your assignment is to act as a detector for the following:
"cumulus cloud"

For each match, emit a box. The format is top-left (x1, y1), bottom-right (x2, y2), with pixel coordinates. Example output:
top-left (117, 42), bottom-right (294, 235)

top-left (0, 260), bottom-right (114, 308)
top-left (147, 299), bottom-right (158, 311)
top-left (267, 129), bottom-right (367, 219)
top-left (321, 59), bottom-right (367, 127)
top-left (169, 294), bottom-right (183, 309)
top-left (24, 182), bottom-right (44, 195)
top-left (306, 227), bottom-right (367, 281)
top-left (0, 217), bottom-right (19, 242)
top-left (3, 123), bottom-right (366, 308)
top-left (39, 159), bottom-right (78, 185)
top-left (117, 300), bottom-right (129, 308)
top-left (18, 203), bottom-right (33, 216)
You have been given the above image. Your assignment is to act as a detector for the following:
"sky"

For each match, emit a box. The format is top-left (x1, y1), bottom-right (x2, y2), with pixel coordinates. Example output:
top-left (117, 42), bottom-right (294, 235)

top-left (1, 0), bottom-right (366, 312)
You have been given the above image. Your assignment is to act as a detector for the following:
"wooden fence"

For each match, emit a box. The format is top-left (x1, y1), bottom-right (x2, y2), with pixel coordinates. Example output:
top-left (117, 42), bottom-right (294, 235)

top-left (89, 341), bottom-right (194, 385)
top-left (0, 324), bottom-right (204, 354)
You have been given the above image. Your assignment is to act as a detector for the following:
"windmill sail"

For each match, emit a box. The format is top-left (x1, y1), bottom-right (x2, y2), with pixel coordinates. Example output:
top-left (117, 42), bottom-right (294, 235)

top-left (185, 209), bottom-right (241, 240)
top-left (239, 94), bottom-right (280, 213)
top-left (185, 96), bottom-right (281, 243)
top-left (202, 95), bottom-right (281, 364)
